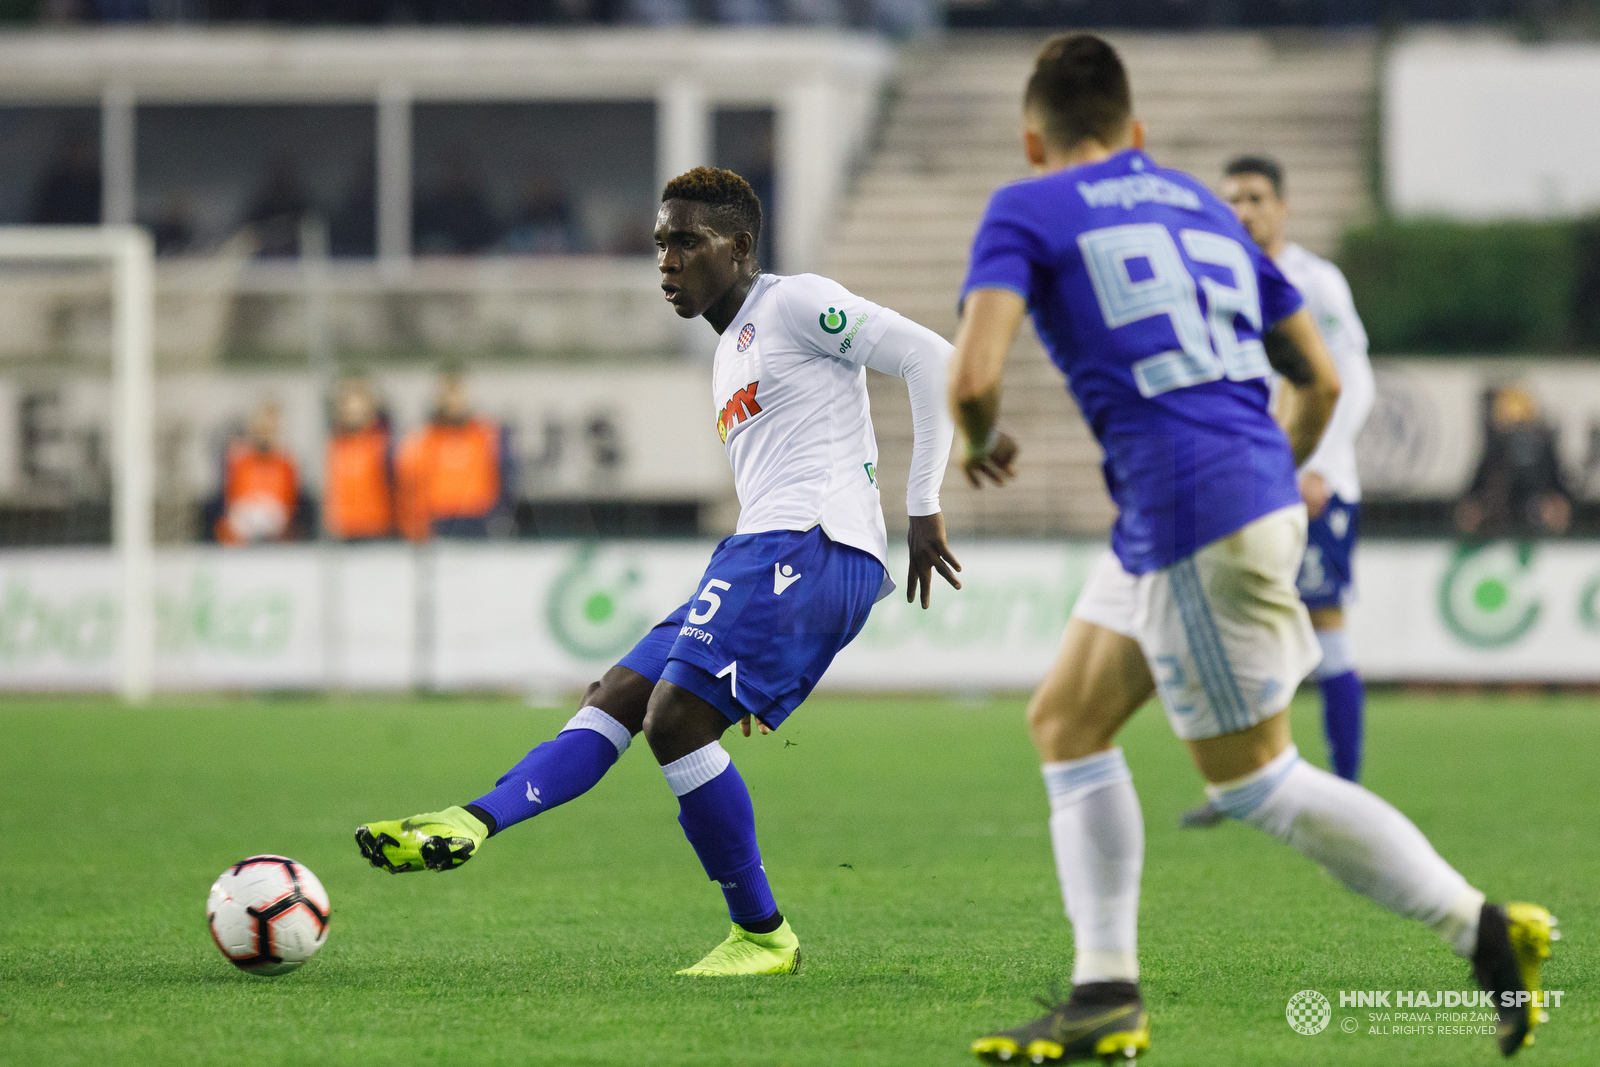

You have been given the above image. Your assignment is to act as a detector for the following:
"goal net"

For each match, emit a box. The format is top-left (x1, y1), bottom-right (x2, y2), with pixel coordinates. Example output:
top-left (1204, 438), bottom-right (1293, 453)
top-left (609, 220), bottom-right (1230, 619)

top-left (0, 227), bottom-right (154, 702)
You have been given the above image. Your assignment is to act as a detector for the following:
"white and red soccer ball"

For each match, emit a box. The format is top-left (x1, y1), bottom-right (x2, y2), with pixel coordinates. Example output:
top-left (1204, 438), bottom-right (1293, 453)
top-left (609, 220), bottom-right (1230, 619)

top-left (207, 855), bottom-right (330, 976)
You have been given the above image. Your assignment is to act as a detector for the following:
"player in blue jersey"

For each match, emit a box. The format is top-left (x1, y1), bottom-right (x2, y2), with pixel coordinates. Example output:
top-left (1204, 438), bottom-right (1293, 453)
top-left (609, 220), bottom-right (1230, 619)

top-left (356, 168), bottom-right (963, 978)
top-left (953, 35), bottom-right (1556, 1063)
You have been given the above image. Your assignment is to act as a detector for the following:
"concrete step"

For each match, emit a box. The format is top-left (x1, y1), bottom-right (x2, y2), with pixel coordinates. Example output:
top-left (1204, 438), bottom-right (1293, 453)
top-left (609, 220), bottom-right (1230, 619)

top-left (824, 30), bottom-right (1374, 538)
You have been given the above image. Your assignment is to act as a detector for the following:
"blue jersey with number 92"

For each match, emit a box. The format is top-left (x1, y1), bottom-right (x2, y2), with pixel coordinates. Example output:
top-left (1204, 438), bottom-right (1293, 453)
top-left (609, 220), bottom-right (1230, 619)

top-left (961, 148), bottom-right (1304, 575)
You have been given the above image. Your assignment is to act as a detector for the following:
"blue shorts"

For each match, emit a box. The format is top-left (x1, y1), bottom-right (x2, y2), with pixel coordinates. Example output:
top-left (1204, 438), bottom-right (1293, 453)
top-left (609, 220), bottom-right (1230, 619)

top-left (617, 527), bottom-right (884, 729)
top-left (1297, 497), bottom-right (1359, 611)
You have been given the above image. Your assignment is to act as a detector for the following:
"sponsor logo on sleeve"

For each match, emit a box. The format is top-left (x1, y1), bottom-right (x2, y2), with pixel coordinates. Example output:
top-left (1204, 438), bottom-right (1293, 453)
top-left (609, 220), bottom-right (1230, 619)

top-left (837, 313), bottom-right (869, 356)
top-left (819, 307), bottom-right (848, 334)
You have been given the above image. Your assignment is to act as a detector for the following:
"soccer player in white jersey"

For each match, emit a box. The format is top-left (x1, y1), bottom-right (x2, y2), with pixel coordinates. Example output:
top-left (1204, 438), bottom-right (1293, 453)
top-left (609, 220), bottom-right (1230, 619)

top-left (953, 34), bottom-right (1556, 1062)
top-left (356, 167), bottom-right (961, 977)
top-left (1181, 155), bottom-right (1377, 829)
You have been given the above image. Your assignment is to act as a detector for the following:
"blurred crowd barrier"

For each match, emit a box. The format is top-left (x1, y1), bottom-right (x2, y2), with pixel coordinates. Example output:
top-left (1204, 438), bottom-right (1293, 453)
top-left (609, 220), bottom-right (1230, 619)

top-left (0, 362), bottom-right (734, 544)
top-left (1360, 359), bottom-right (1600, 501)
top-left (0, 539), bottom-right (1594, 691)
top-left (0, 356), bottom-right (1598, 546)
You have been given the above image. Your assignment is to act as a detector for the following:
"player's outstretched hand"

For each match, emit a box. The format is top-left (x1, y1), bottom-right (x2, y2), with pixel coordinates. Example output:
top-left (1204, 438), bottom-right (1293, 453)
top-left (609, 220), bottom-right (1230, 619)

top-left (906, 512), bottom-right (961, 609)
top-left (962, 431), bottom-right (1019, 488)
top-left (740, 715), bottom-right (771, 737)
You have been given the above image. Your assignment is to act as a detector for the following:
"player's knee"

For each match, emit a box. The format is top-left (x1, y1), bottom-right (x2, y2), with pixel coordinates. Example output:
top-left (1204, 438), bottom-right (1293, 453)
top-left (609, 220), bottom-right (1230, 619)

top-left (642, 683), bottom-right (727, 764)
top-left (1028, 691), bottom-right (1111, 759)
top-left (640, 688), bottom-right (688, 752)
top-left (586, 666), bottom-right (652, 735)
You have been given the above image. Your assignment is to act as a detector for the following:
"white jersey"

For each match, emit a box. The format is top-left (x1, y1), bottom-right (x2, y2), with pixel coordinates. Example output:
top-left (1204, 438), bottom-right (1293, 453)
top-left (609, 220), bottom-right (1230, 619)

top-left (711, 272), bottom-right (947, 570)
top-left (1275, 243), bottom-right (1375, 502)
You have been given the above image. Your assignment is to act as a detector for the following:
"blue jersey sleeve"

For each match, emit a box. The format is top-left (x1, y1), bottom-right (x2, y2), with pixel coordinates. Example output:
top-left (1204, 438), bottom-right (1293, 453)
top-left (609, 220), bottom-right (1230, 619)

top-left (960, 184), bottom-right (1048, 309)
top-left (1255, 243), bottom-right (1303, 326)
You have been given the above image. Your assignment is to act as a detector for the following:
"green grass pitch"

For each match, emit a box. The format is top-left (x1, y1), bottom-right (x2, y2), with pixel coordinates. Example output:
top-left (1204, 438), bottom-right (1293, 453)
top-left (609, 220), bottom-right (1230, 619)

top-left (1, 690), bottom-right (1594, 1066)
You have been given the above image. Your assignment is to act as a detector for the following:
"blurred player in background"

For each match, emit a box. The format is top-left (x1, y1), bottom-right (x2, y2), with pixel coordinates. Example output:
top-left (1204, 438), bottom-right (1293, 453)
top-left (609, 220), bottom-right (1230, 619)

top-left (1180, 155), bottom-right (1376, 830)
top-left (358, 167), bottom-right (962, 978)
top-left (952, 35), bottom-right (1555, 1063)
top-left (396, 371), bottom-right (516, 540)
top-left (215, 400), bottom-right (301, 545)
top-left (323, 376), bottom-right (396, 541)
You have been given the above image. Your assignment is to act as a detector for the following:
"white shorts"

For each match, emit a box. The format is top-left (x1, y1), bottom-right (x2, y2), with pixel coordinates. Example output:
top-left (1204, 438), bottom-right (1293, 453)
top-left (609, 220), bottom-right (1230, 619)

top-left (1071, 504), bottom-right (1321, 741)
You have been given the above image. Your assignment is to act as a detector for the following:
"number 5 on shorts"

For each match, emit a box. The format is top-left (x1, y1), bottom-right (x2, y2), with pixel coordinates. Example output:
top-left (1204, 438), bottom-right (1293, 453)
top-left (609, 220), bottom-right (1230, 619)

top-left (687, 579), bottom-right (732, 624)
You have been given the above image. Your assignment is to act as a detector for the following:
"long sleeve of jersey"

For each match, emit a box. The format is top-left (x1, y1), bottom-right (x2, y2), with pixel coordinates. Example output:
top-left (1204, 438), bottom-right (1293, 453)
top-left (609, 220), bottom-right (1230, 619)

top-left (1275, 245), bottom-right (1375, 502)
top-left (860, 313), bottom-right (955, 517)
top-left (1300, 265), bottom-right (1375, 497)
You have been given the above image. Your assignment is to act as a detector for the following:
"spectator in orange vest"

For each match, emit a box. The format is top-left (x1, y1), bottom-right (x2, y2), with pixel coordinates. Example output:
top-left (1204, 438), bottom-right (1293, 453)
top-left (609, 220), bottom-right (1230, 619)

top-left (216, 401), bottom-right (300, 545)
top-left (396, 373), bottom-right (516, 541)
top-left (324, 377), bottom-right (396, 541)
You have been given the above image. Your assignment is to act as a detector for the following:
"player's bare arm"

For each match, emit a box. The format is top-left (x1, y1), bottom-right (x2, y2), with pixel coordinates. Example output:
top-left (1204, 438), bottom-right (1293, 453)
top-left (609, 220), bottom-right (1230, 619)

top-left (948, 287), bottom-right (1024, 487)
top-left (1263, 306), bottom-right (1341, 466)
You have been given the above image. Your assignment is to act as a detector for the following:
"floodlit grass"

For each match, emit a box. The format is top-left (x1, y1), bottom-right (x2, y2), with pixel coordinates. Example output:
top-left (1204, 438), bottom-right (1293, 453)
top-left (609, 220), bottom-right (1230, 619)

top-left (1, 690), bottom-right (1594, 1065)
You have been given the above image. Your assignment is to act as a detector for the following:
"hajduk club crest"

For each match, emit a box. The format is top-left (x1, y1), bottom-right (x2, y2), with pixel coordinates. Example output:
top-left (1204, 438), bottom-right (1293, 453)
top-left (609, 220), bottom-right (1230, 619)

top-left (737, 323), bottom-right (756, 352)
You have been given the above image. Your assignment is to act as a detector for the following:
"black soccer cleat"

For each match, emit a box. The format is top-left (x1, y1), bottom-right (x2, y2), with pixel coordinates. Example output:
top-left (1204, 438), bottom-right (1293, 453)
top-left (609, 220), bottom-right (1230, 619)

top-left (1472, 901), bottom-right (1559, 1057)
top-left (972, 981), bottom-right (1149, 1064)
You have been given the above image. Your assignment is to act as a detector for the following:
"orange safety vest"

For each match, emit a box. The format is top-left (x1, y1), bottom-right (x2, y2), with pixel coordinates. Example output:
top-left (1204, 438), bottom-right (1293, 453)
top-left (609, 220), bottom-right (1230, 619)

top-left (396, 418), bottom-right (501, 541)
top-left (324, 426), bottom-right (394, 540)
top-left (217, 442), bottom-right (299, 545)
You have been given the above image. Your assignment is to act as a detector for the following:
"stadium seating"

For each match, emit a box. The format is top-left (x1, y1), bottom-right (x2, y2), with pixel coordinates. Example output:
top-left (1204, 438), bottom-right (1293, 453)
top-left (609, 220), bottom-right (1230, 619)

top-left (829, 32), bottom-right (1375, 539)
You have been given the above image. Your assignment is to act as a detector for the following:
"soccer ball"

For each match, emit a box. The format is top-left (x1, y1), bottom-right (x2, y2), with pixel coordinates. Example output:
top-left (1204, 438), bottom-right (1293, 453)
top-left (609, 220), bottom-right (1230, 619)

top-left (206, 855), bottom-right (330, 976)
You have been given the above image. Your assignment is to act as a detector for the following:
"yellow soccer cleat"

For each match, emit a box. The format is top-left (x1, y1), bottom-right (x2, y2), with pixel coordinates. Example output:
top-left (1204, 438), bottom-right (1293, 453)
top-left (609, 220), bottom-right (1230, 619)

top-left (972, 983), bottom-right (1148, 1064)
top-left (675, 920), bottom-right (801, 976)
top-left (355, 806), bottom-right (488, 874)
top-left (1472, 901), bottom-right (1560, 1057)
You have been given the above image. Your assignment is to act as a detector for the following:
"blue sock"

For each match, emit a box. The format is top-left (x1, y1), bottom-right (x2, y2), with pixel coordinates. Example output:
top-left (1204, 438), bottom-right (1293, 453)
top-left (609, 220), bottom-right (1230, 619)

top-left (1320, 671), bottom-right (1365, 782)
top-left (1311, 629), bottom-right (1364, 782)
top-left (661, 741), bottom-right (778, 927)
top-left (469, 707), bottom-right (632, 835)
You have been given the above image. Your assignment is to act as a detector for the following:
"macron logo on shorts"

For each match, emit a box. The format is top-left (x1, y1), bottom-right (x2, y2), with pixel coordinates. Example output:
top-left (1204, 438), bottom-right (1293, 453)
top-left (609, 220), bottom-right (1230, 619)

top-left (773, 563), bottom-right (802, 595)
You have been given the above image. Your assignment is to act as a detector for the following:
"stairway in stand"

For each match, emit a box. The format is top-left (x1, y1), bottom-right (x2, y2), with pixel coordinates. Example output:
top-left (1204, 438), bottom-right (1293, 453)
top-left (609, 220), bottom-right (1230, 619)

top-left (824, 31), bottom-right (1376, 543)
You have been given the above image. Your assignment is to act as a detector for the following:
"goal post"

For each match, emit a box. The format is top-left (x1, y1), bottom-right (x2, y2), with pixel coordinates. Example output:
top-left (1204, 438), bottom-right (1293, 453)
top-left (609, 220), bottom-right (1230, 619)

top-left (0, 226), bottom-right (156, 703)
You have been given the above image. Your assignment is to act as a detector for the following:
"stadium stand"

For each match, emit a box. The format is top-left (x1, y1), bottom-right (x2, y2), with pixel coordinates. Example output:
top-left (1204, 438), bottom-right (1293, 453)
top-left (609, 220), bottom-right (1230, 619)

top-left (829, 31), bottom-right (1376, 539)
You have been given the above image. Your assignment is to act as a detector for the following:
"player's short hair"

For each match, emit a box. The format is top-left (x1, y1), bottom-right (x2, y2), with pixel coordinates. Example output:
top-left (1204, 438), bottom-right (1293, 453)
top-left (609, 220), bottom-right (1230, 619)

top-left (661, 166), bottom-right (762, 249)
top-left (1023, 33), bottom-right (1133, 151)
top-left (1224, 155), bottom-right (1285, 198)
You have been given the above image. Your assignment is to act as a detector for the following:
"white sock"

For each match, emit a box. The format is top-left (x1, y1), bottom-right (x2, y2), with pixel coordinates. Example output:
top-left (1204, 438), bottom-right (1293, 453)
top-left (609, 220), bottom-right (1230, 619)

top-left (1042, 748), bottom-right (1143, 983)
top-left (1207, 746), bottom-right (1486, 957)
